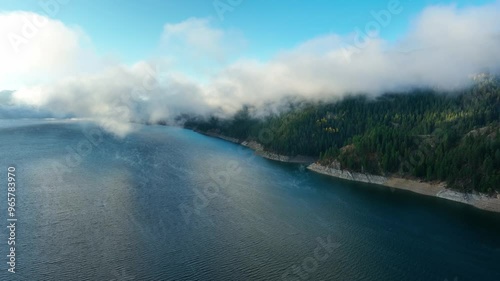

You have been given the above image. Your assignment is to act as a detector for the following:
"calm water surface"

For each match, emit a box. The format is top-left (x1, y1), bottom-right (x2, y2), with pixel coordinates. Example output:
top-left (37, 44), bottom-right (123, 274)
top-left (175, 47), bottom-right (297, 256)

top-left (0, 120), bottom-right (499, 281)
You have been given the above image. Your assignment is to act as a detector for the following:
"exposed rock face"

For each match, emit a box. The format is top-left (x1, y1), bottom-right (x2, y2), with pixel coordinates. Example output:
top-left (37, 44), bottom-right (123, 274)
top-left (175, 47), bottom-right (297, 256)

top-left (241, 141), bottom-right (263, 151)
top-left (307, 162), bottom-right (500, 213)
top-left (202, 132), bottom-right (240, 144)
top-left (242, 141), bottom-right (315, 164)
top-left (196, 130), bottom-right (500, 213)
top-left (307, 163), bottom-right (387, 185)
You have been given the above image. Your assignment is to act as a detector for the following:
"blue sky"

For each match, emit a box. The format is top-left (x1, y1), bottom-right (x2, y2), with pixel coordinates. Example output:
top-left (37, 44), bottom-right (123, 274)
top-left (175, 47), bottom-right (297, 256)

top-left (1, 0), bottom-right (499, 129)
top-left (0, 0), bottom-right (493, 63)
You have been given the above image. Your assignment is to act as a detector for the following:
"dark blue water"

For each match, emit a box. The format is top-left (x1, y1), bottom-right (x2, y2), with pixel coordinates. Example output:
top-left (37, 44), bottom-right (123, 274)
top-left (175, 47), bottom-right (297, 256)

top-left (0, 120), bottom-right (499, 281)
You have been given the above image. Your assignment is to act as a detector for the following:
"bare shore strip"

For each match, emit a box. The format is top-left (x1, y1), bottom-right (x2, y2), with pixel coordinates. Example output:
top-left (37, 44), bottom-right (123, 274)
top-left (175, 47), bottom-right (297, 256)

top-left (198, 131), bottom-right (316, 163)
top-left (307, 163), bottom-right (500, 213)
top-left (197, 131), bottom-right (500, 213)
top-left (241, 141), bottom-right (316, 164)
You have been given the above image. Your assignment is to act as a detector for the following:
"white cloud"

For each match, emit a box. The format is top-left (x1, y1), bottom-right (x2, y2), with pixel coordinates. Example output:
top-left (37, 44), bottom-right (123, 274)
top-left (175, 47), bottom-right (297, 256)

top-left (159, 17), bottom-right (246, 78)
top-left (163, 17), bottom-right (227, 60)
top-left (1, 13), bottom-right (212, 135)
top-left (12, 62), bottom-right (211, 136)
top-left (203, 2), bottom-right (500, 113)
top-left (0, 11), bottom-right (100, 89)
top-left (3, 2), bottom-right (500, 135)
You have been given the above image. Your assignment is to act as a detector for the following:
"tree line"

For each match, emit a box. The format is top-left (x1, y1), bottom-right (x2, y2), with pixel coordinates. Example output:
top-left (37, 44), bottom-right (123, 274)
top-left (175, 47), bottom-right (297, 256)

top-left (183, 76), bottom-right (500, 194)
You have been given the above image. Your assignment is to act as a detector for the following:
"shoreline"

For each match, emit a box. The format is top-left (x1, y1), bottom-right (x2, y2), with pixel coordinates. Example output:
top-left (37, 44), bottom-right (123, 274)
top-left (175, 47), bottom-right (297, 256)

top-left (241, 140), bottom-right (316, 164)
top-left (307, 163), bottom-right (500, 213)
top-left (194, 130), bottom-right (500, 213)
top-left (195, 130), bottom-right (315, 164)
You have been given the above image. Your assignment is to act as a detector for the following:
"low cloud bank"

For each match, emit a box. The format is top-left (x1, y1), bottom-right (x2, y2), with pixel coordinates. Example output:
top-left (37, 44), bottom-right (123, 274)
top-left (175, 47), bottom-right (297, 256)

top-left (1, 2), bottom-right (500, 135)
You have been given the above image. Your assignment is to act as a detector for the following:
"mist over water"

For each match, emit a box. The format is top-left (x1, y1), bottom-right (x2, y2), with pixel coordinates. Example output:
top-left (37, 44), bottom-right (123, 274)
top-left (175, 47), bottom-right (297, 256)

top-left (0, 120), bottom-right (499, 281)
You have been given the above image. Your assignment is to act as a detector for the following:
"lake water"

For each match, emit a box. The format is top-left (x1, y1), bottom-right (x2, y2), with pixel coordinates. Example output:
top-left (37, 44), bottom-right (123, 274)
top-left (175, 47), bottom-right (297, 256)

top-left (0, 120), bottom-right (499, 281)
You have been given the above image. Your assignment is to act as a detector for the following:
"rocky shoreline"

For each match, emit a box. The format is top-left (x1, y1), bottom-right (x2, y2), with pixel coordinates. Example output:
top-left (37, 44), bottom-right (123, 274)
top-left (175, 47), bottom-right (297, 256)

top-left (308, 163), bottom-right (500, 213)
top-left (241, 141), bottom-right (316, 164)
top-left (196, 130), bottom-right (500, 213)
top-left (195, 130), bottom-right (315, 164)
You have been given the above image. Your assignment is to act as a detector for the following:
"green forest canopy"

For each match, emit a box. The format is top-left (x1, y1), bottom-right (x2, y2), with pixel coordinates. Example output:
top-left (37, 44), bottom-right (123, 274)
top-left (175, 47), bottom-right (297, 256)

top-left (183, 76), bottom-right (500, 194)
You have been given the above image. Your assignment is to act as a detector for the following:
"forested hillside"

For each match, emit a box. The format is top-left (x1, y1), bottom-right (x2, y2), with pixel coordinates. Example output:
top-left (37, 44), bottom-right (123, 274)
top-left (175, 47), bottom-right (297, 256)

top-left (183, 75), bottom-right (500, 194)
